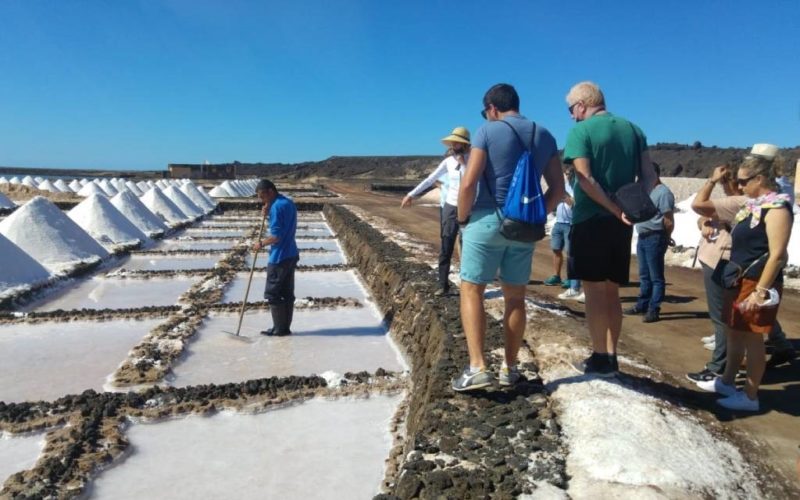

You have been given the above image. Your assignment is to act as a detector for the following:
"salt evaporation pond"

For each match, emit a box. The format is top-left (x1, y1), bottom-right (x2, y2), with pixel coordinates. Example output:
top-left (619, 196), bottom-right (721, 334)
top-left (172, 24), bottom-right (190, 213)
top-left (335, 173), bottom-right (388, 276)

top-left (116, 255), bottom-right (221, 271)
top-left (0, 319), bottom-right (162, 402)
top-left (182, 228), bottom-right (246, 238)
top-left (21, 277), bottom-right (196, 312)
top-left (88, 395), bottom-right (401, 500)
top-left (245, 248), bottom-right (346, 268)
top-left (0, 432), bottom-right (44, 484)
top-left (222, 270), bottom-right (367, 303)
top-left (155, 239), bottom-right (236, 251)
top-left (170, 307), bottom-right (404, 386)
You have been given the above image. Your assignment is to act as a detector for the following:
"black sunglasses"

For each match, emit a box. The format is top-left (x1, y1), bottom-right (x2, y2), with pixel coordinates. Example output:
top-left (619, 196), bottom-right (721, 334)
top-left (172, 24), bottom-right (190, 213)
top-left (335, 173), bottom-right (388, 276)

top-left (480, 108), bottom-right (488, 119)
top-left (568, 102), bottom-right (578, 114)
top-left (736, 174), bottom-right (758, 186)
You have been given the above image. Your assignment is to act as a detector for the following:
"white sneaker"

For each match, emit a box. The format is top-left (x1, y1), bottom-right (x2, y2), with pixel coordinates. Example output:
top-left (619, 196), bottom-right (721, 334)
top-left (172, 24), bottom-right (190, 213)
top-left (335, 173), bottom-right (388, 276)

top-left (558, 288), bottom-right (581, 300)
top-left (701, 335), bottom-right (715, 344)
top-left (717, 391), bottom-right (759, 411)
top-left (575, 292), bottom-right (585, 303)
top-left (703, 341), bottom-right (715, 351)
top-left (696, 377), bottom-right (737, 396)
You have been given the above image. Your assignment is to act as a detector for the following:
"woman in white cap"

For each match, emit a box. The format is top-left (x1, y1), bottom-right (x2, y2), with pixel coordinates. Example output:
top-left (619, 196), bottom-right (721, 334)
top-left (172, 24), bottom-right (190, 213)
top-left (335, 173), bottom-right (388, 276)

top-left (402, 126), bottom-right (470, 296)
top-left (693, 143), bottom-right (794, 411)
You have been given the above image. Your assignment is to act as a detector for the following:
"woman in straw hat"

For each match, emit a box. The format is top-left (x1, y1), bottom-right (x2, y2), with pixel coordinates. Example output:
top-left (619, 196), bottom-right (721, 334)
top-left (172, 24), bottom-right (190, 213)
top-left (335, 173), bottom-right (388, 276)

top-left (402, 126), bottom-right (471, 296)
top-left (693, 143), bottom-right (794, 411)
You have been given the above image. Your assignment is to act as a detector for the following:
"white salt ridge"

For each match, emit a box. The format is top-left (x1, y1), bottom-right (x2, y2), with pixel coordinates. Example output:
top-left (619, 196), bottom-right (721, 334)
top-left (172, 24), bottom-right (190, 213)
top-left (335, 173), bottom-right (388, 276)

top-left (540, 358), bottom-right (762, 499)
top-left (0, 196), bottom-right (109, 273)
top-left (22, 177), bottom-right (38, 188)
top-left (0, 192), bottom-right (15, 209)
top-left (68, 179), bottom-right (82, 192)
top-left (78, 182), bottom-right (108, 198)
top-left (111, 190), bottom-right (168, 238)
top-left (68, 194), bottom-right (150, 251)
top-left (197, 186), bottom-right (216, 206)
top-left (179, 183), bottom-right (215, 213)
top-left (9, 177), bottom-right (21, 184)
top-left (0, 176), bottom-right (8, 184)
top-left (124, 181), bottom-right (143, 196)
top-left (208, 183), bottom-right (234, 198)
top-left (0, 233), bottom-right (51, 298)
top-left (37, 179), bottom-right (59, 193)
top-left (163, 185), bottom-right (204, 219)
top-left (97, 179), bottom-right (118, 196)
top-left (140, 187), bottom-right (190, 226)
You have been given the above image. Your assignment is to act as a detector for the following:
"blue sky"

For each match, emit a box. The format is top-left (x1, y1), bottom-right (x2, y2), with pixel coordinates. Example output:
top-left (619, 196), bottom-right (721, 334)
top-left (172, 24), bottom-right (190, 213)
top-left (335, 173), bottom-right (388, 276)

top-left (0, 0), bottom-right (798, 170)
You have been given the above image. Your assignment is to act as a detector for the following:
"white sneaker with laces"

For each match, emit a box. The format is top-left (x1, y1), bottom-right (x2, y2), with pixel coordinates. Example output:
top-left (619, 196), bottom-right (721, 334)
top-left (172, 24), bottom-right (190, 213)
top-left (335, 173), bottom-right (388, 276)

top-left (717, 390), bottom-right (759, 411)
top-left (558, 288), bottom-right (581, 300)
top-left (701, 335), bottom-right (715, 344)
top-left (696, 377), bottom-right (737, 396)
top-left (703, 341), bottom-right (715, 351)
top-left (575, 292), bottom-right (585, 303)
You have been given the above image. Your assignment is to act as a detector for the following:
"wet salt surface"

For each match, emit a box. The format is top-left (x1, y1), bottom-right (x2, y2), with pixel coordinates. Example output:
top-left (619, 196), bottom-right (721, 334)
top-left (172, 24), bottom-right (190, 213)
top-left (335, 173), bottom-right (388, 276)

top-left (222, 270), bottom-right (367, 303)
top-left (89, 395), bottom-right (401, 500)
top-left (181, 229), bottom-right (246, 238)
top-left (0, 319), bottom-right (162, 402)
top-left (21, 277), bottom-right (196, 312)
top-left (155, 239), bottom-right (235, 251)
top-left (170, 308), bottom-right (404, 386)
top-left (0, 432), bottom-right (44, 484)
top-left (116, 255), bottom-right (222, 271)
top-left (245, 246), bottom-right (346, 268)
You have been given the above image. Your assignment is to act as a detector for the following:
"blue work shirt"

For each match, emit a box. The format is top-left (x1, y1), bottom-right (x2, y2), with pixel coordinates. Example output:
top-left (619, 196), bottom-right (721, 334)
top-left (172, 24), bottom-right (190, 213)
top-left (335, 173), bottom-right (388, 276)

top-left (268, 194), bottom-right (299, 264)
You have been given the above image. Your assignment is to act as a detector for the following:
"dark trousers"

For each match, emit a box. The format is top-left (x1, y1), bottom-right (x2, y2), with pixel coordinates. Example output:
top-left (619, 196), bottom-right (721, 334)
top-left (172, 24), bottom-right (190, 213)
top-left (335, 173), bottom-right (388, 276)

top-left (438, 203), bottom-right (459, 291)
top-left (635, 232), bottom-right (668, 312)
top-left (264, 256), bottom-right (299, 304)
top-left (703, 263), bottom-right (728, 373)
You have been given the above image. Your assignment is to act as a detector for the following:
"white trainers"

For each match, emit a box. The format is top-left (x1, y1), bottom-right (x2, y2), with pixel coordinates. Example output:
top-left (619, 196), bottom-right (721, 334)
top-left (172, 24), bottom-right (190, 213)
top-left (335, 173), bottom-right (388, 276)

top-left (558, 288), bottom-right (582, 300)
top-left (696, 377), bottom-right (737, 396)
top-left (575, 292), bottom-right (585, 303)
top-left (701, 335), bottom-right (715, 344)
top-left (717, 391), bottom-right (759, 411)
top-left (703, 341), bottom-right (715, 351)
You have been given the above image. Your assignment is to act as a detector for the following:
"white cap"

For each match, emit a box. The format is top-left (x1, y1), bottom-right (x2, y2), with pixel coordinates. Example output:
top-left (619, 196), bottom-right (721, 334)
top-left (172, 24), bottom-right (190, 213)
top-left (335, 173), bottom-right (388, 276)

top-left (749, 143), bottom-right (779, 160)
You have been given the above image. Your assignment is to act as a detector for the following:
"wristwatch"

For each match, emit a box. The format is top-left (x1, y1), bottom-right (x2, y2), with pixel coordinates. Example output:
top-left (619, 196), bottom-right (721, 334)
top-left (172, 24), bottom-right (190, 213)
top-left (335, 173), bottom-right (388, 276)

top-left (457, 216), bottom-right (471, 227)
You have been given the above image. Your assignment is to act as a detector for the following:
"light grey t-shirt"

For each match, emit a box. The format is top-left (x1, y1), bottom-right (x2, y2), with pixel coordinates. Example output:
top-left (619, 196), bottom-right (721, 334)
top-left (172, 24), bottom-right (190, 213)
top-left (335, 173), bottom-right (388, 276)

top-left (471, 114), bottom-right (557, 210)
top-left (635, 183), bottom-right (675, 234)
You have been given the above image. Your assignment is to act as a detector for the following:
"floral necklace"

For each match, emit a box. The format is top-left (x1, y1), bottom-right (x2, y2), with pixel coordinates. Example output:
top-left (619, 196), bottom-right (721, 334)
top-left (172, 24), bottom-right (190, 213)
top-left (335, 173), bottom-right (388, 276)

top-left (733, 191), bottom-right (792, 228)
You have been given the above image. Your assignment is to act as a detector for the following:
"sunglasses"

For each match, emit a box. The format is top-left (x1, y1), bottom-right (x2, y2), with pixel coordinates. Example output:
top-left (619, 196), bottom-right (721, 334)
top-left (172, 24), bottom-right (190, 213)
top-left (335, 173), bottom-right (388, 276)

top-left (568, 102), bottom-right (579, 114)
top-left (736, 174), bottom-right (758, 186)
top-left (480, 108), bottom-right (488, 120)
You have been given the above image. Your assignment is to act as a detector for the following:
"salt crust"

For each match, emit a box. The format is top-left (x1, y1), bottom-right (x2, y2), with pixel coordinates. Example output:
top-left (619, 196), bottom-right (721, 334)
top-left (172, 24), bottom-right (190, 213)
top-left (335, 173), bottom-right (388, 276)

top-left (0, 233), bottom-right (50, 297)
top-left (111, 190), bottom-right (168, 238)
top-left (77, 182), bottom-right (108, 198)
top-left (0, 196), bottom-right (109, 273)
top-left (68, 194), bottom-right (150, 251)
top-left (179, 182), bottom-right (216, 212)
top-left (140, 188), bottom-right (190, 226)
top-left (162, 185), bottom-right (204, 219)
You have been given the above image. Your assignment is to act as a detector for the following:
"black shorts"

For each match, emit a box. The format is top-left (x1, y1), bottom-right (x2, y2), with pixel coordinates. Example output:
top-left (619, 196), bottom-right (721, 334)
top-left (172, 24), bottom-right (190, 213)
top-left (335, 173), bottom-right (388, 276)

top-left (568, 216), bottom-right (633, 284)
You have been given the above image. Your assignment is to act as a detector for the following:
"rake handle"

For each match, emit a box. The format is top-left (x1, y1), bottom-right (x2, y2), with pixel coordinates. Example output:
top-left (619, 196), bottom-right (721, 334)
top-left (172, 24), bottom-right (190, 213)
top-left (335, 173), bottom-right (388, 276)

top-left (233, 214), bottom-right (267, 336)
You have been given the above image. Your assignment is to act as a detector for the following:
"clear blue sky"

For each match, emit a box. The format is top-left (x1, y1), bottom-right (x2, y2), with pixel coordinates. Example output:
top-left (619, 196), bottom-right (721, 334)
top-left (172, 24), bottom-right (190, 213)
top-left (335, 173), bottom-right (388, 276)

top-left (1, 0), bottom-right (798, 170)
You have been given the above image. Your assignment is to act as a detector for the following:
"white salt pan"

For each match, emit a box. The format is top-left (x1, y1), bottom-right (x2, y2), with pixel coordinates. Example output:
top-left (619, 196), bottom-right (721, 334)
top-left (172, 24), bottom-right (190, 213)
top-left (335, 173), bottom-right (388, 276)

top-left (162, 185), bottom-right (204, 219)
top-left (68, 194), bottom-right (150, 251)
top-left (21, 276), bottom-right (196, 312)
top-left (140, 188), bottom-right (190, 226)
top-left (118, 255), bottom-right (221, 271)
top-left (0, 233), bottom-right (51, 298)
top-left (0, 196), bottom-right (109, 273)
top-left (222, 270), bottom-right (367, 303)
top-left (89, 396), bottom-right (401, 500)
top-left (0, 432), bottom-right (44, 484)
top-left (0, 319), bottom-right (162, 402)
top-left (110, 190), bottom-right (168, 238)
top-left (171, 307), bottom-right (404, 386)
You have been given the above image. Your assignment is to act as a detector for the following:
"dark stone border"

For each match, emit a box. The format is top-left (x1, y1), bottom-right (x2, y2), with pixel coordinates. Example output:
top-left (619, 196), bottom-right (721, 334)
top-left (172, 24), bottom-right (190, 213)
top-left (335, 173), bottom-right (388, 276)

top-left (324, 204), bottom-right (567, 499)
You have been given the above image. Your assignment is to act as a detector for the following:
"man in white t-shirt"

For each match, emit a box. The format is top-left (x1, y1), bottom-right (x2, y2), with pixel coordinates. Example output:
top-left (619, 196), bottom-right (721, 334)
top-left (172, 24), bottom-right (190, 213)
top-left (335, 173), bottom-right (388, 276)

top-left (402, 126), bottom-right (470, 296)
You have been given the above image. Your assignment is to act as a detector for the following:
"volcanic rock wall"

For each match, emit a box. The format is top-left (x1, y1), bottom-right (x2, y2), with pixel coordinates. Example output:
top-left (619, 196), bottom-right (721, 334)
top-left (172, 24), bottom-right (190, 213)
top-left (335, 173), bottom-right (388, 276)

top-left (324, 205), bottom-right (567, 499)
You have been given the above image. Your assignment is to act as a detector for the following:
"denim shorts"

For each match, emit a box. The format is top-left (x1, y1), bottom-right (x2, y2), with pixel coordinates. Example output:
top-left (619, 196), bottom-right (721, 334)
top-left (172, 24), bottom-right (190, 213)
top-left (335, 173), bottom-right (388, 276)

top-left (459, 209), bottom-right (535, 286)
top-left (550, 222), bottom-right (571, 252)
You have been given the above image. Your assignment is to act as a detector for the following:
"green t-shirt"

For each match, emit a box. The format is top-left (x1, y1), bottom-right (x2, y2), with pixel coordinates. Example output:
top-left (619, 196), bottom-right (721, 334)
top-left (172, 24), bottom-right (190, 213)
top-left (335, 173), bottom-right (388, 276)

top-left (563, 113), bottom-right (647, 224)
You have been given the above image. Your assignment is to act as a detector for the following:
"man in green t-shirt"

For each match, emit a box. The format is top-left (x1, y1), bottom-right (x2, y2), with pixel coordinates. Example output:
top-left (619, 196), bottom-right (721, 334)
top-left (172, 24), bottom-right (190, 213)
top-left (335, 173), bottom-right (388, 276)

top-left (562, 81), bottom-right (657, 377)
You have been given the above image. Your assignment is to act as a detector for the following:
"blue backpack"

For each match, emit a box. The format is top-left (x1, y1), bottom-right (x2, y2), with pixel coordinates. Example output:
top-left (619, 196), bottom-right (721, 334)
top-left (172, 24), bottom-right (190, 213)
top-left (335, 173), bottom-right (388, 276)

top-left (483, 120), bottom-right (547, 242)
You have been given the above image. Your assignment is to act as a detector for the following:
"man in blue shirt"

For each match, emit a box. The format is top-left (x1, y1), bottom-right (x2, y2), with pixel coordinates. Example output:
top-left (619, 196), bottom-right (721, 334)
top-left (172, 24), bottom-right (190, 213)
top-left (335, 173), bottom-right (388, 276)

top-left (453, 83), bottom-right (564, 391)
top-left (253, 179), bottom-right (299, 336)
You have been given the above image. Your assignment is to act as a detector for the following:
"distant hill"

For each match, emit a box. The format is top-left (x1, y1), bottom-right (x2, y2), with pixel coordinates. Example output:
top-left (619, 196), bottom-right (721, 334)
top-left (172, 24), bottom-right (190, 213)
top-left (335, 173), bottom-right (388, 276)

top-left (214, 144), bottom-right (800, 181)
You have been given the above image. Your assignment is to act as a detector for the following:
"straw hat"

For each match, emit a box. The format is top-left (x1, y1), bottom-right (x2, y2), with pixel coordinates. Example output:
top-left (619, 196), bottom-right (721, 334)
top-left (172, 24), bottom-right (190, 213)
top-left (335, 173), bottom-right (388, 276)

top-left (749, 143), bottom-right (779, 160)
top-left (441, 126), bottom-right (471, 146)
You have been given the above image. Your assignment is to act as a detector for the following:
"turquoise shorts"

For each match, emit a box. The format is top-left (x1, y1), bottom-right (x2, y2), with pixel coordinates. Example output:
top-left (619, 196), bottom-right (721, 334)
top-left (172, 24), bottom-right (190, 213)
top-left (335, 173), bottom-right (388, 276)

top-left (459, 209), bottom-right (535, 286)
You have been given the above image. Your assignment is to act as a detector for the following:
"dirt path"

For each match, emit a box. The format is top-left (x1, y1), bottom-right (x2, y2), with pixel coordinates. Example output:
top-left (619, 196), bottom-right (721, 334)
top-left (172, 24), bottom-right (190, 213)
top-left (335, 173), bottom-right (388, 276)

top-left (328, 182), bottom-right (800, 489)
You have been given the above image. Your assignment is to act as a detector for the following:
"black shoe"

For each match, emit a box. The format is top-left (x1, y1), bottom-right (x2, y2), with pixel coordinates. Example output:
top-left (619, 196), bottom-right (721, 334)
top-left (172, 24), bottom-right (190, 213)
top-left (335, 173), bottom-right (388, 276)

top-left (573, 352), bottom-right (616, 377)
top-left (686, 368), bottom-right (721, 383)
top-left (260, 328), bottom-right (274, 336)
top-left (609, 354), bottom-right (619, 374)
top-left (643, 309), bottom-right (660, 323)
top-left (766, 349), bottom-right (796, 369)
top-left (624, 306), bottom-right (645, 315)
